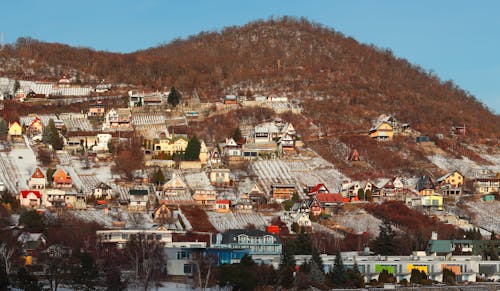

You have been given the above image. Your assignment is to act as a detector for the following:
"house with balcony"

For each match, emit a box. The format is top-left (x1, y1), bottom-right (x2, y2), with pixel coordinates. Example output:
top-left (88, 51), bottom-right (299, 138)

top-left (102, 108), bottom-right (132, 130)
top-left (42, 189), bottom-right (67, 208)
top-left (28, 168), bottom-right (46, 190)
top-left (473, 178), bottom-right (500, 195)
top-left (212, 229), bottom-right (282, 255)
top-left (52, 168), bottom-right (72, 189)
top-left (436, 170), bottom-right (464, 196)
top-left (128, 189), bottom-right (149, 212)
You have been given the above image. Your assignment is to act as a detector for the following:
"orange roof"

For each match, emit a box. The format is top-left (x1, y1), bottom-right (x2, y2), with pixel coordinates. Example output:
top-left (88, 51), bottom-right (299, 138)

top-left (216, 199), bottom-right (231, 205)
top-left (316, 193), bottom-right (344, 203)
top-left (31, 168), bottom-right (45, 179)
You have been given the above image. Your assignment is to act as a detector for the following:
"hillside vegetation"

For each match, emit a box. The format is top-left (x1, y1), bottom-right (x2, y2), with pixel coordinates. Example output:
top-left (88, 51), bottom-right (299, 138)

top-left (1, 17), bottom-right (498, 139)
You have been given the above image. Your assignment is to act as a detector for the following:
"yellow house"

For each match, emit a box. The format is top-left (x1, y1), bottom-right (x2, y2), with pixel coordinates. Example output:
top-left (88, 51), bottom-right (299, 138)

top-left (369, 121), bottom-right (394, 141)
top-left (421, 194), bottom-right (443, 211)
top-left (437, 171), bottom-right (464, 188)
top-left (153, 136), bottom-right (189, 156)
top-left (8, 121), bottom-right (23, 140)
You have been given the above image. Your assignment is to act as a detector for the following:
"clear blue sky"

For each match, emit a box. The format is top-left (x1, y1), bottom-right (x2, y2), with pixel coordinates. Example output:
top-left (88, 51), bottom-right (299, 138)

top-left (2, 0), bottom-right (499, 113)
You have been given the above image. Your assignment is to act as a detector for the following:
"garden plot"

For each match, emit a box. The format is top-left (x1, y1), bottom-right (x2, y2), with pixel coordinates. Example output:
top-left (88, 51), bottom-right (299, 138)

top-left (59, 115), bottom-right (94, 131)
top-left (71, 208), bottom-right (154, 229)
top-left (250, 155), bottom-right (347, 197)
top-left (208, 212), bottom-right (267, 232)
top-left (132, 114), bottom-right (166, 126)
top-left (4, 147), bottom-right (38, 191)
top-left (0, 153), bottom-right (20, 193)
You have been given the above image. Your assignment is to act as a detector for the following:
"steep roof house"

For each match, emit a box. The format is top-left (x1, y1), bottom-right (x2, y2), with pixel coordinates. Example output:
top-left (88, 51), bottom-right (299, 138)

top-left (19, 190), bottom-right (42, 208)
top-left (416, 176), bottom-right (435, 196)
top-left (8, 121), bottom-right (22, 141)
top-left (52, 168), bottom-right (72, 189)
top-left (28, 168), bottom-right (46, 190)
top-left (215, 199), bottom-right (231, 213)
top-left (436, 170), bottom-right (464, 195)
top-left (368, 121), bottom-right (394, 141)
top-left (93, 182), bottom-right (113, 199)
top-left (128, 189), bottom-right (149, 212)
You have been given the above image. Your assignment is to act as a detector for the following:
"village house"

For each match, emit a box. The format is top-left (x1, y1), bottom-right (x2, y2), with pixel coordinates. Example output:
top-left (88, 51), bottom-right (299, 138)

top-left (271, 183), bottom-right (296, 201)
top-left (238, 180), bottom-right (267, 205)
top-left (368, 121), bottom-right (394, 141)
top-left (209, 168), bottom-right (231, 186)
top-left (185, 172), bottom-right (217, 210)
top-left (93, 182), bottom-right (113, 199)
top-left (64, 192), bottom-right (86, 209)
top-left (102, 108), bottom-right (132, 130)
top-left (221, 138), bottom-right (242, 157)
top-left (52, 168), bottom-right (73, 189)
top-left (215, 199), bottom-right (231, 213)
top-left (28, 168), bottom-right (46, 190)
top-left (128, 189), bottom-right (149, 212)
top-left (436, 170), bottom-right (464, 196)
top-left (93, 133), bottom-right (112, 153)
top-left (292, 212), bottom-right (312, 229)
top-left (152, 203), bottom-right (173, 225)
top-left (421, 194), bottom-right (443, 211)
top-left (416, 176), bottom-right (436, 196)
top-left (8, 121), bottom-right (23, 142)
top-left (158, 173), bottom-right (195, 206)
top-left (347, 149), bottom-right (361, 161)
top-left (234, 193), bottom-right (253, 212)
top-left (375, 176), bottom-right (405, 197)
top-left (153, 133), bottom-right (189, 157)
top-left (28, 117), bottom-right (43, 135)
top-left (208, 148), bottom-right (222, 166)
top-left (19, 190), bottom-right (42, 208)
top-left (128, 91), bottom-right (144, 108)
top-left (42, 189), bottom-right (67, 208)
top-left (472, 178), bottom-right (499, 195)
top-left (223, 94), bottom-right (237, 105)
top-left (87, 102), bottom-right (106, 117)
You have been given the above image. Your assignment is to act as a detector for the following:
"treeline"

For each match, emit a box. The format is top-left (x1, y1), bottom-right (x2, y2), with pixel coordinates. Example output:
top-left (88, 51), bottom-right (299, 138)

top-left (0, 17), bottom-right (498, 138)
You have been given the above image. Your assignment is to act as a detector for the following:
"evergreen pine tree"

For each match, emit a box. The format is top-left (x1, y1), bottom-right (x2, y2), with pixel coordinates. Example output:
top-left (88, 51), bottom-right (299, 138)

top-left (14, 80), bottom-right (20, 93)
top-left (0, 119), bottom-right (7, 138)
top-left (347, 263), bottom-right (365, 288)
top-left (41, 125), bottom-right (51, 144)
top-left (48, 119), bottom-right (64, 150)
top-left (167, 86), bottom-right (182, 107)
top-left (278, 246), bottom-right (296, 288)
top-left (372, 219), bottom-right (398, 255)
top-left (184, 136), bottom-right (201, 161)
top-left (232, 127), bottom-right (243, 142)
top-left (311, 247), bottom-right (324, 273)
top-left (330, 250), bottom-right (348, 287)
top-left (152, 168), bottom-right (165, 185)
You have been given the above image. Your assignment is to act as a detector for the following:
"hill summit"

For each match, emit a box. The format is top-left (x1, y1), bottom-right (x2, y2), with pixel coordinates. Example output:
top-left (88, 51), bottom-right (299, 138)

top-left (1, 16), bottom-right (499, 138)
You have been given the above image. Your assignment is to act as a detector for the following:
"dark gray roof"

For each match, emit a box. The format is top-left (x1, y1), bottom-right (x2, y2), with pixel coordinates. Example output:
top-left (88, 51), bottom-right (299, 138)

top-left (129, 189), bottom-right (148, 195)
top-left (218, 229), bottom-right (281, 244)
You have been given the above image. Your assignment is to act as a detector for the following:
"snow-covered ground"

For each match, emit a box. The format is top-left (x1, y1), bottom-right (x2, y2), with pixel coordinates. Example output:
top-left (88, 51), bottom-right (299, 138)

top-left (72, 207), bottom-right (154, 229)
top-left (465, 201), bottom-right (500, 233)
top-left (250, 155), bottom-right (347, 197)
top-left (427, 154), bottom-right (500, 178)
top-left (332, 209), bottom-right (383, 236)
top-left (207, 211), bottom-right (267, 231)
top-left (0, 145), bottom-right (38, 192)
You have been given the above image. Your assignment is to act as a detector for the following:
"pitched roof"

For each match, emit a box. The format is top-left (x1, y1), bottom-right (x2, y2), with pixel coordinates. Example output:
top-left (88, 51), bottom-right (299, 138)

top-left (31, 168), bottom-right (45, 179)
top-left (129, 189), bottom-right (148, 195)
top-left (216, 199), bottom-right (231, 205)
top-left (316, 193), bottom-right (344, 203)
top-left (20, 190), bottom-right (41, 199)
top-left (437, 170), bottom-right (462, 183)
top-left (308, 183), bottom-right (329, 195)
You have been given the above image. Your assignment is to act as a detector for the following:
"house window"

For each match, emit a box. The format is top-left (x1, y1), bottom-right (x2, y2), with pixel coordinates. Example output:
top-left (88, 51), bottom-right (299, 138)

top-left (183, 264), bottom-right (192, 274)
top-left (177, 251), bottom-right (190, 260)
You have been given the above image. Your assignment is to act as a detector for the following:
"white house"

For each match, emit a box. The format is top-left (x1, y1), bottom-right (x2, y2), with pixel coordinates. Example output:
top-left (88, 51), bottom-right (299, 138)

top-left (28, 168), bottom-right (46, 190)
top-left (19, 190), bottom-right (41, 208)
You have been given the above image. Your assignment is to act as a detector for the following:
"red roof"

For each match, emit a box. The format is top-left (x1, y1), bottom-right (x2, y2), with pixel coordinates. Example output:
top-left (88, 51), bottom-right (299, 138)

top-left (20, 190), bottom-right (41, 199)
top-left (216, 199), bottom-right (231, 205)
top-left (308, 183), bottom-right (329, 195)
top-left (29, 117), bottom-right (41, 128)
top-left (31, 168), bottom-right (45, 179)
top-left (316, 193), bottom-right (344, 203)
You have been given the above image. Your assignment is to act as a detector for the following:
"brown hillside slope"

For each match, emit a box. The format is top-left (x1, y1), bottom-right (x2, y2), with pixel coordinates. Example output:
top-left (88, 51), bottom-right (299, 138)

top-left (0, 17), bottom-right (498, 138)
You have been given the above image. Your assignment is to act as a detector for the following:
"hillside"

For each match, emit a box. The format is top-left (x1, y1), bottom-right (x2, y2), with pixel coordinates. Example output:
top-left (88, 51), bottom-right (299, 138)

top-left (1, 17), bottom-right (498, 139)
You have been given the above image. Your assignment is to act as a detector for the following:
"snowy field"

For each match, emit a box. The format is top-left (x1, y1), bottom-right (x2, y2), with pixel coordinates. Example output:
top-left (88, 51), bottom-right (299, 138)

top-left (428, 154), bottom-right (500, 178)
top-left (59, 115), bottom-right (94, 131)
top-left (0, 145), bottom-right (38, 192)
top-left (331, 209), bottom-right (383, 236)
top-left (466, 201), bottom-right (500, 233)
top-left (207, 211), bottom-right (267, 231)
top-left (72, 207), bottom-right (154, 229)
top-left (250, 155), bottom-right (347, 197)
